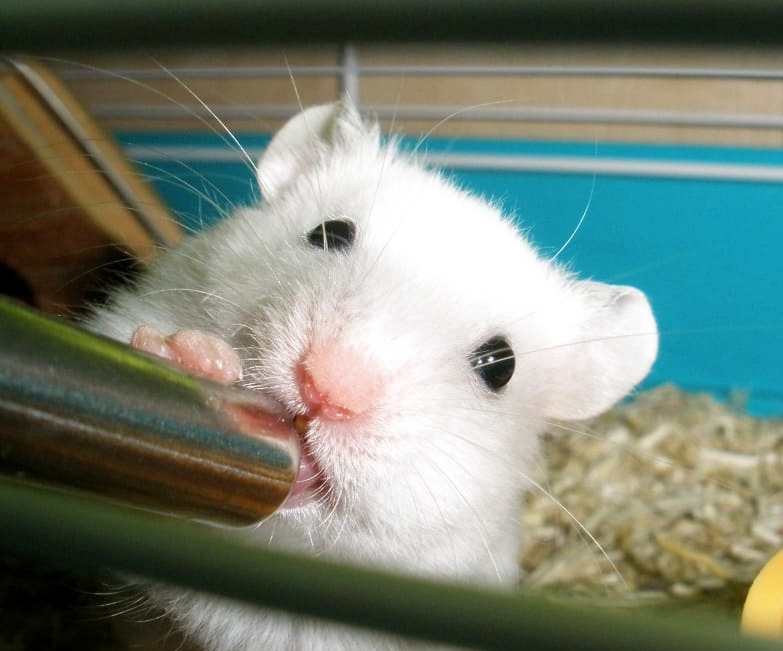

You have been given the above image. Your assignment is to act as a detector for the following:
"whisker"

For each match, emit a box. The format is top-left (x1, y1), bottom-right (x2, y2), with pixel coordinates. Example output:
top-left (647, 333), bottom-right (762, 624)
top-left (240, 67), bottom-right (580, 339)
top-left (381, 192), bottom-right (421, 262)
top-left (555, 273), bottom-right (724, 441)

top-left (37, 56), bottom-right (260, 182)
top-left (550, 172), bottom-right (596, 263)
top-left (58, 254), bottom-right (141, 291)
top-left (363, 83), bottom-right (401, 234)
top-left (411, 99), bottom-right (516, 157)
top-left (523, 473), bottom-right (627, 587)
top-left (283, 55), bottom-right (330, 250)
top-left (130, 157), bottom-right (237, 218)
top-left (137, 287), bottom-right (242, 309)
top-left (401, 466), bottom-right (456, 576)
top-left (550, 136), bottom-right (599, 262)
top-left (518, 329), bottom-right (658, 358)
top-left (88, 593), bottom-right (151, 621)
top-left (415, 444), bottom-right (503, 583)
top-left (150, 57), bottom-right (258, 178)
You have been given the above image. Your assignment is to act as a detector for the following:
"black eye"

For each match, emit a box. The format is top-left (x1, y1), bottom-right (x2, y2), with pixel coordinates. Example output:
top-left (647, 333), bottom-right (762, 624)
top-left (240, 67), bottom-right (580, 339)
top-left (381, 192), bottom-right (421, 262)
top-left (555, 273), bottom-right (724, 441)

top-left (306, 219), bottom-right (356, 251)
top-left (470, 336), bottom-right (515, 391)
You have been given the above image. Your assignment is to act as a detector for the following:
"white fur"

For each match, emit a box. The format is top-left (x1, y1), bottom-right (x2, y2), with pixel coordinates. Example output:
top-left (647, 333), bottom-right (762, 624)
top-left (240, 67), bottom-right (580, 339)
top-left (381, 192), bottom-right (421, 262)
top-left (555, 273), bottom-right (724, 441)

top-left (88, 100), bottom-right (658, 651)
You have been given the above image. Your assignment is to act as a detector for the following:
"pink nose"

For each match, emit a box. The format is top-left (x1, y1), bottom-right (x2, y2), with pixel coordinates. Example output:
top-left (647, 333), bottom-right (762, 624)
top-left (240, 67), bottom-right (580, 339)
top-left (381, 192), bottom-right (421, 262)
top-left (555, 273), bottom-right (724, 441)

top-left (297, 339), bottom-right (383, 421)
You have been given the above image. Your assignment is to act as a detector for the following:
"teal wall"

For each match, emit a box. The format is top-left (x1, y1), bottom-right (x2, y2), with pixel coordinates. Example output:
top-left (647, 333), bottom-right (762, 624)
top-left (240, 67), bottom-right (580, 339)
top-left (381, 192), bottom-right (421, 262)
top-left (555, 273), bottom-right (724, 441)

top-left (119, 132), bottom-right (783, 414)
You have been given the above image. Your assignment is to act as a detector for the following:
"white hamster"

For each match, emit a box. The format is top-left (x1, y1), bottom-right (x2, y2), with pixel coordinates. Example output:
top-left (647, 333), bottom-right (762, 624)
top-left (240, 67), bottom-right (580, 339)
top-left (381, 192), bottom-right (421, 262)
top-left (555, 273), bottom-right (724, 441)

top-left (88, 99), bottom-right (658, 651)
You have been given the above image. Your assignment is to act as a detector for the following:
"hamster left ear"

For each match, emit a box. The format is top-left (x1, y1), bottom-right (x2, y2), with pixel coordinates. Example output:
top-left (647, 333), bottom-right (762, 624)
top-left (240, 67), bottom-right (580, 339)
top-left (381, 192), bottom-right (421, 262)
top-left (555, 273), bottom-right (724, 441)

top-left (256, 98), bottom-right (368, 201)
top-left (537, 282), bottom-right (658, 421)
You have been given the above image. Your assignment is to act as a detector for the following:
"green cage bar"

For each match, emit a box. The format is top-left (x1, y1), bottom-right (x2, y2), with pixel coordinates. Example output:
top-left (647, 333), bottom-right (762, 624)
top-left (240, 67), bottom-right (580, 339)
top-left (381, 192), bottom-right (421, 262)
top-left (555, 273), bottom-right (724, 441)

top-left (4, 1), bottom-right (783, 51)
top-left (0, 476), bottom-right (779, 651)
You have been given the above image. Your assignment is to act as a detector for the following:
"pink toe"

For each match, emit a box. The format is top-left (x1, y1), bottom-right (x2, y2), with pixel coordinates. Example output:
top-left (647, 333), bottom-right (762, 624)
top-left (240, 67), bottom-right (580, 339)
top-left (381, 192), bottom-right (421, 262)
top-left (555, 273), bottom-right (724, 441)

top-left (130, 326), bottom-right (242, 385)
top-left (167, 329), bottom-right (242, 385)
top-left (130, 325), bottom-right (176, 361)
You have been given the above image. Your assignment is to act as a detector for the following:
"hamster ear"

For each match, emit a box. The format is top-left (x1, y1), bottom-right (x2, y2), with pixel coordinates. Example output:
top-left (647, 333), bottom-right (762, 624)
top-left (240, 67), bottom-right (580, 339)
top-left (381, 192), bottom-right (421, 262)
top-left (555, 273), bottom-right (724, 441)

top-left (256, 99), bottom-right (366, 201)
top-left (536, 282), bottom-right (658, 421)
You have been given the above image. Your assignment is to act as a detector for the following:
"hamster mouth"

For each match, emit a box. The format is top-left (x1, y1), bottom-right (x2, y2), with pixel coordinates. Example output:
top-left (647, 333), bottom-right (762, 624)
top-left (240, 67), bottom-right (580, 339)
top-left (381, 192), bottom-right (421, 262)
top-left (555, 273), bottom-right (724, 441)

top-left (283, 413), bottom-right (326, 508)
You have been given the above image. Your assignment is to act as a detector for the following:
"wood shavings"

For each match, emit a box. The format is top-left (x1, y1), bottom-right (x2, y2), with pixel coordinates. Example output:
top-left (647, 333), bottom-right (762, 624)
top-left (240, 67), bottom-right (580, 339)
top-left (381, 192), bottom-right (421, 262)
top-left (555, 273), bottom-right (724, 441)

top-left (520, 384), bottom-right (783, 606)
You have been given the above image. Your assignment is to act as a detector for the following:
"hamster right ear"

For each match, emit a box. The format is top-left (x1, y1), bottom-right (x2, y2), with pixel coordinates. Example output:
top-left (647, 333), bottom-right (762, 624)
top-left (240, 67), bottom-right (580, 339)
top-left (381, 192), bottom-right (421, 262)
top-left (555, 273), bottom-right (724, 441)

top-left (256, 99), bottom-right (366, 201)
top-left (531, 282), bottom-right (658, 421)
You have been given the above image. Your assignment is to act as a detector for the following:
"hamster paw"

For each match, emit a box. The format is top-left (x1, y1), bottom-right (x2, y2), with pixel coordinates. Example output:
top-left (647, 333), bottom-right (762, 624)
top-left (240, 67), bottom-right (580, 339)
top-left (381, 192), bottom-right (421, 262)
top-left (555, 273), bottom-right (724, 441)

top-left (130, 325), bottom-right (242, 385)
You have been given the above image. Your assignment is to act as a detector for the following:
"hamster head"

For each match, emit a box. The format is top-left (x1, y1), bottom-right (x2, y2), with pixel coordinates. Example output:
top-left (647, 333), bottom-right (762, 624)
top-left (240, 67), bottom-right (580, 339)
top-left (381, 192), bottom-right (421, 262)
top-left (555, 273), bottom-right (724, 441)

top-left (108, 100), bottom-right (658, 587)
